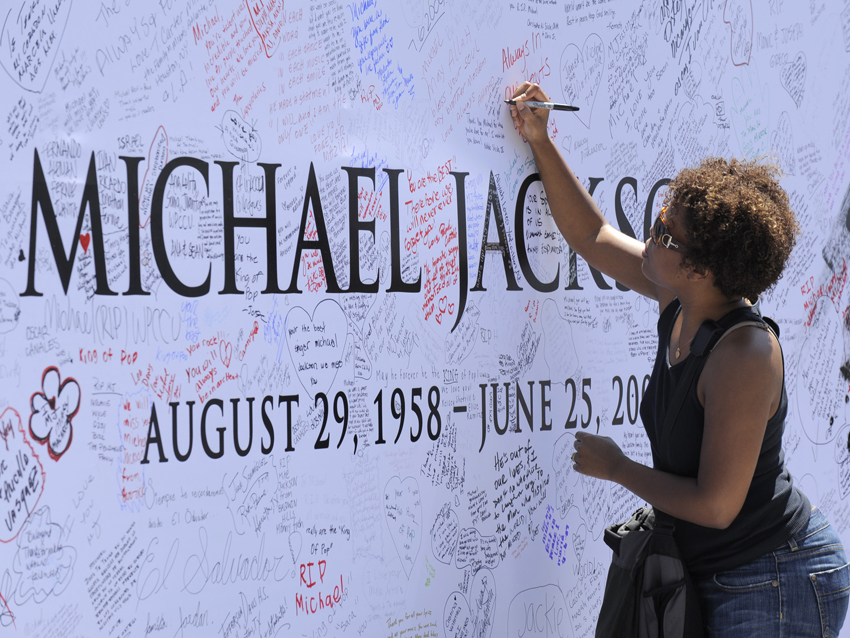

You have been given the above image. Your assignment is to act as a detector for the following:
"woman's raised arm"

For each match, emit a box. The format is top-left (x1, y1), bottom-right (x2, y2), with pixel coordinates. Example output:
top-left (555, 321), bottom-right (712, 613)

top-left (510, 82), bottom-right (666, 302)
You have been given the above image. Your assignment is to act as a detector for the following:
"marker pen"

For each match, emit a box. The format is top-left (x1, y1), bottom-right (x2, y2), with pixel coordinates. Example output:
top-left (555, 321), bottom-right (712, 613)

top-left (504, 100), bottom-right (579, 111)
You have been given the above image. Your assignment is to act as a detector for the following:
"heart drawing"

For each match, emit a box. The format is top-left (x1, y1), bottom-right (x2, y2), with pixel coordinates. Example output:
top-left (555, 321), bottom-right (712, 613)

top-left (219, 340), bottom-right (233, 368)
top-left (0, 408), bottom-right (45, 542)
top-left (559, 33), bottom-right (605, 128)
top-left (384, 476), bottom-right (422, 579)
top-left (285, 300), bottom-right (348, 399)
top-left (0, 0), bottom-right (73, 92)
top-left (431, 505), bottom-right (459, 565)
top-left (780, 52), bottom-right (806, 108)
top-left (443, 568), bottom-right (496, 638)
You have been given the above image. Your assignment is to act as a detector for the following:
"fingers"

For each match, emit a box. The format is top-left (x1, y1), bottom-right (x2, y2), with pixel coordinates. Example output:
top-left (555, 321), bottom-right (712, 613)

top-left (572, 432), bottom-right (597, 471)
top-left (574, 433), bottom-right (614, 451)
top-left (572, 433), bottom-right (584, 471)
top-left (509, 101), bottom-right (522, 125)
top-left (510, 100), bottom-right (529, 125)
top-left (509, 82), bottom-right (546, 120)
top-left (510, 82), bottom-right (549, 101)
top-left (510, 82), bottom-right (535, 100)
top-left (509, 101), bottom-right (536, 135)
top-left (508, 82), bottom-right (551, 144)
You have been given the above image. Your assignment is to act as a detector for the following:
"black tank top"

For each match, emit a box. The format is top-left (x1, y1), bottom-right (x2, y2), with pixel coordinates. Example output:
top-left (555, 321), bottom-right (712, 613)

top-left (639, 299), bottom-right (811, 578)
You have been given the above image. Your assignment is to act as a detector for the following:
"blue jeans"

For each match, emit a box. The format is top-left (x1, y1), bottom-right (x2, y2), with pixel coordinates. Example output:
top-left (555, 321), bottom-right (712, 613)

top-left (693, 508), bottom-right (850, 637)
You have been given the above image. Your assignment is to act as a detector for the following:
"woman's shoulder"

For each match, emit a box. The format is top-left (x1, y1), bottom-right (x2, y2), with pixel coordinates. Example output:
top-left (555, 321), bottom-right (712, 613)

top-left (705, 320), bottom-right (780, 385)
top-left (712, 316), bottom-right (778, 360)
top-left (698, 320), bottom-right (783, 405)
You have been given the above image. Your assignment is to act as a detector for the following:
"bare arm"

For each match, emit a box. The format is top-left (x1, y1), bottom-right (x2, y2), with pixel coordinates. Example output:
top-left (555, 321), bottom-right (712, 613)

top-left (574, 327), bottom-right (781, 528)
top-left (510, 83), bottom-right (666, 302)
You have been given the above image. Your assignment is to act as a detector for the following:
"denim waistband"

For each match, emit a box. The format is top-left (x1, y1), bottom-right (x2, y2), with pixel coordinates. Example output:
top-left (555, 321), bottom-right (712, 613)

top-left (775, 507), bottom-right (838, 556)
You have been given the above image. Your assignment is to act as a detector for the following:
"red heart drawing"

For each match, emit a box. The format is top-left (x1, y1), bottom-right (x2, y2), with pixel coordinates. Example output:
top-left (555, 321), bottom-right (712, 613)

top-left (79, 233), bottom-right (91, 253)
top-left (220, 341), bottom-right (233, 368)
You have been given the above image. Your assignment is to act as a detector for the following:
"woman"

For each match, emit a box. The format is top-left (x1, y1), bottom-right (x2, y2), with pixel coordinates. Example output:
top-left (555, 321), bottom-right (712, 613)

top-left (509, 82), bottom-right (849, 636)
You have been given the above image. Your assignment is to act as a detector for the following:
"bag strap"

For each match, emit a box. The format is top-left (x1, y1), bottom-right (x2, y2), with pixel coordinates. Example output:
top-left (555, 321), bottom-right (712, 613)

top-left (660, 305), bottom-right (771, 446)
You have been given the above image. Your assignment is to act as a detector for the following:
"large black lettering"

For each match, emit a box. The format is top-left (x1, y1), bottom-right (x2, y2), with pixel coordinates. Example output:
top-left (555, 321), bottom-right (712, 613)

top-left (492, 382), bottom-right (510, 434)
top-left (120, 155), bottom-right (149, 295)
top-left (450, 171), bottom-right (469, 332)
top-left (515, 380), bottom-right (534, 432)
top-left (231, 397), bottom-right (253, 457)
top-left (141, 403), bottom-right (169, 464)
top-left (261, 395), bottom-right (275, 454)
top-left (540, 380), bottom-right (552, 430)
top-left (613, 177), bottom-right (639, 292)
top-left (477, 380), bottom-right (553, 451)
top-left (23, 150), bottom-right (116, 297)
top-left (218, 161), bottom-right (284, 295)
top-left (479, 383), bottom-right (488, 452)
top-left (341, 166), bottom-right (379, 293)
top-left (385, 168), bottom-right (421, 293)
top-left (172, 400), bottom-right (194, 462)
top-left (565, 177), bottom-right (612, 291)
top-left (284, 163), bottom-right (342, 293)
top-left (278, 394), bottom-right (299, 452)
top-left (201, 398), bottom-right (225, 459)
top-left (151, 157), bottom-right (211, 297)
top-left (472, 172), bottom-right (521, 292)
top-left (515, 173), bottom-right (559, 293)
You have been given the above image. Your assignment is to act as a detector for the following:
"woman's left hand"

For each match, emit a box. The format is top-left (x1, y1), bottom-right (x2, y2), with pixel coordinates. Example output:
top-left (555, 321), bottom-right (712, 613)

top-left (573, 432), bottom-right (628, 481)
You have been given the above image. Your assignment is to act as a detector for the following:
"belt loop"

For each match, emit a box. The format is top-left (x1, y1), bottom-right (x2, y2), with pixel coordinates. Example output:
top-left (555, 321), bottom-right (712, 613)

top-left (788, 536), bottom-right (798, 552)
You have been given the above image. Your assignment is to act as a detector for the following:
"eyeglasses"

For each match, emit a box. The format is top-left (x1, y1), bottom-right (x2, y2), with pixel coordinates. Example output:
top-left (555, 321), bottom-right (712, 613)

top-left (651, 208), bottom-right (687, 253)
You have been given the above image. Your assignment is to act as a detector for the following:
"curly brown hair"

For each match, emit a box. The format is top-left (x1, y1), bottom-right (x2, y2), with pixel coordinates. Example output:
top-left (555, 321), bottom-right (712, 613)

top-left (665, 157), bottom-right (799, 302)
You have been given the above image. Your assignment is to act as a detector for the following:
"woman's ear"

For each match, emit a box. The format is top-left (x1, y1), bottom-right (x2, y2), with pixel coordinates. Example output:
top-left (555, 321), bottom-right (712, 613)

top-left (685, 263), bottom-right (710, 281)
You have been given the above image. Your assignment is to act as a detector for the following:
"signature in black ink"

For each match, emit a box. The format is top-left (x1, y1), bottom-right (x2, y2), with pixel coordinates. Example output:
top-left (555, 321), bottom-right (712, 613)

top-left (181, 528), bottom-right (286, 595)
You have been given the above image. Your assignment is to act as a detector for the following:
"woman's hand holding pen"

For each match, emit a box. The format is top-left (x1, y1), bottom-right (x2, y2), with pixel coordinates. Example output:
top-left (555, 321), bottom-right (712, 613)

top-left (508, 82), bottom-right (552, 144)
